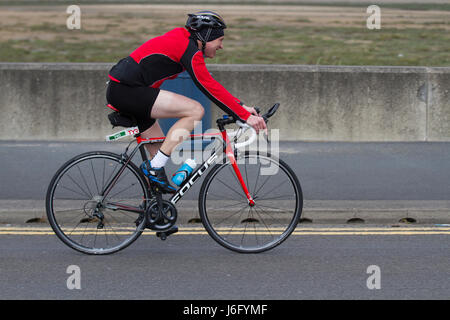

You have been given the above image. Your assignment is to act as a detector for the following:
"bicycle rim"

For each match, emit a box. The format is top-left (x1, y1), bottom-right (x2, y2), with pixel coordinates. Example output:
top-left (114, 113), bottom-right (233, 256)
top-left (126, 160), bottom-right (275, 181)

top-left (46, 152), bottom-right (148, 255)
top-left (199, 152), bottom-right (302, 253)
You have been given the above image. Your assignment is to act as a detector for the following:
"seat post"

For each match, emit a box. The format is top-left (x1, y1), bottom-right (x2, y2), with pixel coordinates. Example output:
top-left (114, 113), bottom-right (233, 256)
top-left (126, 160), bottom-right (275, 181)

top-left (136, 134), bottom-right (149, 163)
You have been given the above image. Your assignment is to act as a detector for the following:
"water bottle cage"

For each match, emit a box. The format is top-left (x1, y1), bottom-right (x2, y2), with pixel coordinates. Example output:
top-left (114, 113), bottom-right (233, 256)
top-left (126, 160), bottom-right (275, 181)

top-left (172, 170), bottom-right (190, 178)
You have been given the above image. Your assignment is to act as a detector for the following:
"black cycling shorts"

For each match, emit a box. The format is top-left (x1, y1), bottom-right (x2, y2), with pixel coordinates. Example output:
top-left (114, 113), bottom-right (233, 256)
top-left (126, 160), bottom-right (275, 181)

top-left (106, 80), bottom-right (160, 132)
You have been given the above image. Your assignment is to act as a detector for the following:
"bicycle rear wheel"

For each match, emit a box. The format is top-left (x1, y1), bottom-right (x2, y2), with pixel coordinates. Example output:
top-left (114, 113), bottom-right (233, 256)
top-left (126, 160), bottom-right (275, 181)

top-left (199, 151), bottom-right (302, 253)
top-left (46, 151), bottom-right (149, 255)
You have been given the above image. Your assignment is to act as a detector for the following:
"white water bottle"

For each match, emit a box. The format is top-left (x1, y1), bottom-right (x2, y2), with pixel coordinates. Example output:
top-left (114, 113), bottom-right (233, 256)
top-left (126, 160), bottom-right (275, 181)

top-left (171, 159), bottom-right (197, 186)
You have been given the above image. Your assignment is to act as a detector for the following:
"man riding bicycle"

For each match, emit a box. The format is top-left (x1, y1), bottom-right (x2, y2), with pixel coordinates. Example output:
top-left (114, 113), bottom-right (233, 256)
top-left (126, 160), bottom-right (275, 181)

top-left (106, 10), bottom-right (266, 193)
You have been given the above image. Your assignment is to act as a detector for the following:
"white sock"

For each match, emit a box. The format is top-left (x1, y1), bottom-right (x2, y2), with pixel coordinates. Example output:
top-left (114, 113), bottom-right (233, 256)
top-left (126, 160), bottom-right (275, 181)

top-left (150, 150), bottom-right (170, 168)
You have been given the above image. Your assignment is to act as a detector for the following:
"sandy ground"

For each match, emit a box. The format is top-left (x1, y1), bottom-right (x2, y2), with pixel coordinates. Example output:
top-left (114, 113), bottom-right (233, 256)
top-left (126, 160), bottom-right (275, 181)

top-left (0, 4), bottom-right (449, 43)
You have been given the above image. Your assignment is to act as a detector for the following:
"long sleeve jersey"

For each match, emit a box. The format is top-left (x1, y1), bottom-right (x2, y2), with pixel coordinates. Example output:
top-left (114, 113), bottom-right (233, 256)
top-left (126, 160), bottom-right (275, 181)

top-left (108, 27), bottom-right (251, 122)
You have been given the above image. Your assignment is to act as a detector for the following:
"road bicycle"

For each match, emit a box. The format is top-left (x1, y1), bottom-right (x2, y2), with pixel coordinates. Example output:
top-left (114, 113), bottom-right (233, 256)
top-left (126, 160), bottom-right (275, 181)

top-left (46, 103), bottom-right (303, 254)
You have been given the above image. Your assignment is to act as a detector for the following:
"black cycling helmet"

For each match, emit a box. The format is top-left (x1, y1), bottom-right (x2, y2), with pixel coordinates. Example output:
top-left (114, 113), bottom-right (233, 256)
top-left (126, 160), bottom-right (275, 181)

top-left (186, 11), bottom-right (227, 53)
top-left (185, 10), bottom-right (227, 32)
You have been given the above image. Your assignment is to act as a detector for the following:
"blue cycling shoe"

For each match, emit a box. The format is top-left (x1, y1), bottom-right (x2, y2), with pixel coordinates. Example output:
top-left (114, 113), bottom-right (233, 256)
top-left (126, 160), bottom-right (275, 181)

top-left (140, 161), bottom-right (177, 194)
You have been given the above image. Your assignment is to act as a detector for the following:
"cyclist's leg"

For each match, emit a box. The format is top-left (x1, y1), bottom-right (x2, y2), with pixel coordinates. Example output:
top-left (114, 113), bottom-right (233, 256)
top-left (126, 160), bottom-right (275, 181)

top-left (140, 121), bottom-right (164, 157)
top-left (150, 89), bottom-right (204, 156)
top-left (139, 89), bottom-right (203, 193)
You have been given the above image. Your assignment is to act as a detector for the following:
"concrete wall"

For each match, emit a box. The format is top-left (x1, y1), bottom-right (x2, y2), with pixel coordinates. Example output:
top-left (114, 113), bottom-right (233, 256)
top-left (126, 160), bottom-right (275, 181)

top-left (0, 63), bottom-right (111, 141)
top-left (1, 62), bottom-right (449, 141)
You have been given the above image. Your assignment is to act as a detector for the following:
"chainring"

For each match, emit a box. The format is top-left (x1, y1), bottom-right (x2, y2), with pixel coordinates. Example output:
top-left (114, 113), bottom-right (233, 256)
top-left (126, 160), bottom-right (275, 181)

top-left (144, 199), bottom-right (177, 231)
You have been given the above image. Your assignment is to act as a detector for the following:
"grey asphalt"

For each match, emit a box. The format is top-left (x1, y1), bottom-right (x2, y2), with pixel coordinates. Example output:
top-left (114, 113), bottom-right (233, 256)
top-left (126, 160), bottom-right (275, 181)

top-left (0, 140), bottom-right (449, 225)
top-left (0, 230), bottom-right (449, 300)
top-left (1, 141), bottom-right (449, 301)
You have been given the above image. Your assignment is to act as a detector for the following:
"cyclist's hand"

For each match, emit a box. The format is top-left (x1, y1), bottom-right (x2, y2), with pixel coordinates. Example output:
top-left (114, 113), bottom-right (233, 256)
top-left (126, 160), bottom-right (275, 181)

top-left (246, 114), bottom-right (267, 134)
top-left (243, 105), bottom-right (260, 116)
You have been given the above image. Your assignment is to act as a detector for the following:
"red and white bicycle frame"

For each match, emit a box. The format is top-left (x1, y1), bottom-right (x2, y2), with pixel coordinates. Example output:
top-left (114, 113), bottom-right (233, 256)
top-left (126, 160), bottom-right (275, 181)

top-left (105, 121), bottom-right (257, 210)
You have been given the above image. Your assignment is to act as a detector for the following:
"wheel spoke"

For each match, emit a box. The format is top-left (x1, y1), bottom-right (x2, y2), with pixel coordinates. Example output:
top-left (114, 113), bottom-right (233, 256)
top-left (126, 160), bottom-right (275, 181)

top-left (252, 206), bottom-right (275, 239)
top-left (215, 176), bottom-right (247, 200)
top-left (77, 165), bottom-right (93, 198)
top-left (65, 173), bottom-right (92, 199)
top-left (256, 179), bottom-right (290, 200)
top-left (252, 162), bottom-right (262, 195)
top-left (225, 205), bottom-right (248, 239)
top-left (240, 207), bottom-right (251, 247)
top-left (91, 160), bottom-right (100, 195)
top-left (213, 203), bottom-right (249, 227)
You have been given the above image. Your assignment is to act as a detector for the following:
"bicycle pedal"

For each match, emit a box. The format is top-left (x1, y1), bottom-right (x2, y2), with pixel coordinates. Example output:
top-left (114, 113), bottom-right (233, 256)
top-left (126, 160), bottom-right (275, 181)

top-left (156, 226), bottom-right (178, 241)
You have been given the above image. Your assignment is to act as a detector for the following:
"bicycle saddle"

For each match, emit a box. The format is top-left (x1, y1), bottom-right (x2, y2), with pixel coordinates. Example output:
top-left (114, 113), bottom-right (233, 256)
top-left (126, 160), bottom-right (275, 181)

top-left (106, 104), bottom-right (137, 128)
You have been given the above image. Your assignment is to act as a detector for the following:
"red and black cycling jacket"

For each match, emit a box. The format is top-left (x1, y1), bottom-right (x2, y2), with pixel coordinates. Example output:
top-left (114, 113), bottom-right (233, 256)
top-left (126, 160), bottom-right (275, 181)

top-left (108, 28), bottom-right (251, 122)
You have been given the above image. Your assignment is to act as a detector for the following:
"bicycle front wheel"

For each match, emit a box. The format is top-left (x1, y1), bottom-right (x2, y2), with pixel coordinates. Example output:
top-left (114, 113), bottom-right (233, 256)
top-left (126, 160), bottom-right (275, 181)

top-left (199, 152), bottom-right (303, 253)
top-left (46, 151), bottom-right (149, 255)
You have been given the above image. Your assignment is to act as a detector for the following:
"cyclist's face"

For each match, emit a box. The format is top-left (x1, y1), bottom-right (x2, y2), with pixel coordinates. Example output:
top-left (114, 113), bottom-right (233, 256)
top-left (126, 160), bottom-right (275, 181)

top-left (203, 36), bottom-right (224, 59)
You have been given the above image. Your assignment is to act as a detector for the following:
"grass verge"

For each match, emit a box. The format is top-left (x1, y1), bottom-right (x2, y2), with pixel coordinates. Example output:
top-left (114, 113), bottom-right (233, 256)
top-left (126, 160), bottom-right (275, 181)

top-left (1, 24), bottom-right (448, 66)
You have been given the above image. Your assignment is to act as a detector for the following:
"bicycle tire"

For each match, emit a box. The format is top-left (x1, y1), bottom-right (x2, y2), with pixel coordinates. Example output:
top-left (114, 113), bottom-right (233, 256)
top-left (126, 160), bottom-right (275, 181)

top-left (199, 151), bottom-right (303, 253)
top-left (46, 151), bottom-right (149, 255)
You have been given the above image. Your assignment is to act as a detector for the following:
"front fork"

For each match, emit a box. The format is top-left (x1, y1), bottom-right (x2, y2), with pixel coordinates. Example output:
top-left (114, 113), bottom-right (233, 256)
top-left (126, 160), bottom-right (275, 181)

top-left (221, 130), bottom-right (255, 206)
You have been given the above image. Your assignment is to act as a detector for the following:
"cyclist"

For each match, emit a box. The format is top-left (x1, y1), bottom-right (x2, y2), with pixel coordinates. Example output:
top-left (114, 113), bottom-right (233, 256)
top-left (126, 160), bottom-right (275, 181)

top-left (106, 10), bottom-right (266, 193)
